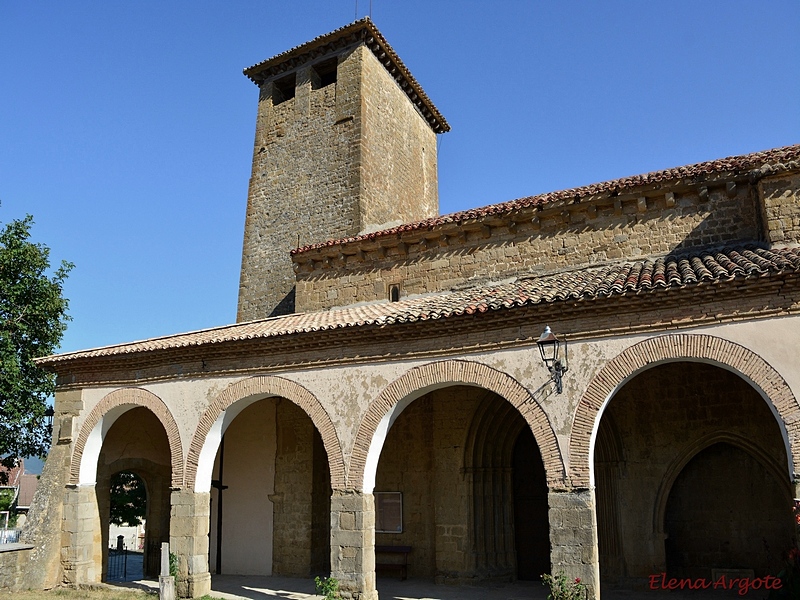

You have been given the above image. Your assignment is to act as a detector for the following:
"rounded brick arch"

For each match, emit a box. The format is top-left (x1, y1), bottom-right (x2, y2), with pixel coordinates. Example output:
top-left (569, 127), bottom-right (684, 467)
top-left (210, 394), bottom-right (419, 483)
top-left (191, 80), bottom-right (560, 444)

top-left (185, 375), bottom-right (345, 490)
top-left (70, 387), bottom-right (184, 488)
top-left (350, 359), bottom-right (565, 490)
top-left (569, 333), bottom-right (800, 488)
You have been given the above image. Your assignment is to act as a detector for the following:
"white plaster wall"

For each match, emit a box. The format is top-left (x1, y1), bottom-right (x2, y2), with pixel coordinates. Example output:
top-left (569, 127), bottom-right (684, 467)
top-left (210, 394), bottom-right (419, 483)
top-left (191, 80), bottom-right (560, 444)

top-left (209, 399), bottom-right (276, 575)
top-left (69, 313), bottom-right (800, 495)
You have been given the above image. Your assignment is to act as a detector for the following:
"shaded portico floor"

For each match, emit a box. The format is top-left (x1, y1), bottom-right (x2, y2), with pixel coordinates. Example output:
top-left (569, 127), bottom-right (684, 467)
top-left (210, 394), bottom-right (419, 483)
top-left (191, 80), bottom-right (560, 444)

top-left (118, 574), bottom-right (547, 599)
top-left (211, 575), bottom-right (547, 600)
top-left (115, 574), bottom-right (762, 599)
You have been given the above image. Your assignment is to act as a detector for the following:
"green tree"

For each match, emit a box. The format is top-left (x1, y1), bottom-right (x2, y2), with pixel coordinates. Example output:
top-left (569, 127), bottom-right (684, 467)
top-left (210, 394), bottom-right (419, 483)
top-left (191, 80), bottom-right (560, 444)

top-left (109, 471), bottom-right (147, 526)
top-left (0, 214), bottom-right (72, 484)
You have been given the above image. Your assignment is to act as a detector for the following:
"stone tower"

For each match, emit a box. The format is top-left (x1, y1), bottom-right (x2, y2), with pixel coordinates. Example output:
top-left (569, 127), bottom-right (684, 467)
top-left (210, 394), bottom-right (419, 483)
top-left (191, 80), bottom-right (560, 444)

top-left (237, 18), bottom-right (449, 321)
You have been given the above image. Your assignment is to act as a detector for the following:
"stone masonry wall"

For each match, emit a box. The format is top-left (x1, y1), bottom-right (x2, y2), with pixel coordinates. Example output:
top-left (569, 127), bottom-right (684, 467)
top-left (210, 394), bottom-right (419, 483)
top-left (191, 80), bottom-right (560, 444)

top-left (295, 182), bottom-right (762, 311)
top-left (238, 42), bottom-right (440, 321)
top-left (360, 45), bottom-right (438, 233)
top-left (374, 395), bottom-right (437, 577)
top-left (0, 547), bottom-right (33, 591)
top-left (374, 386), bottom-right (545, 583)
top-left (272, 399), bottom-right (315, 576)
top-left (238, 46), bottom-right (361, 320)
top-left (760, 172), bottom-right (800, 247)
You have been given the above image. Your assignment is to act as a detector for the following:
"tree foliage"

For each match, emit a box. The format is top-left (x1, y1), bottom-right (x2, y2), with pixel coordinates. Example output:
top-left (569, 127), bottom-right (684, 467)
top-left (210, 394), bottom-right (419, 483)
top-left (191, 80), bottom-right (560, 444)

top-left (0, 214), bottom-right (72, 483)
top-left (109, 471), bottom-right (147, 526)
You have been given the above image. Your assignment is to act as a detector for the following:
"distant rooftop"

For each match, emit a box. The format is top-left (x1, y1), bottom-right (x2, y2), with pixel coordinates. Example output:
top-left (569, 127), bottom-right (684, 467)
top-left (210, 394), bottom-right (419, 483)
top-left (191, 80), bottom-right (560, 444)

top-left (16, 474), bottom-right (38, 509)
top-left (243, 18), bottom-right (449, 134)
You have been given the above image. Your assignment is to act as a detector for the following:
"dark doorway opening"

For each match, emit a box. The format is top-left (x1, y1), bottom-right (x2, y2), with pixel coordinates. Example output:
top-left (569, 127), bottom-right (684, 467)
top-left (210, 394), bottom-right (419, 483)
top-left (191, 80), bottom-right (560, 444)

top-left (513, 427), bottom-right (551, 580)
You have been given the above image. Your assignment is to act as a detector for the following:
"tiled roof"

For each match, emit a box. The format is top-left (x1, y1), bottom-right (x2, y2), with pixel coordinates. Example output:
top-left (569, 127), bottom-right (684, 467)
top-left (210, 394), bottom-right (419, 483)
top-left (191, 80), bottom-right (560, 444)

top-left (243, 18), bottom-right (449, 134)
top-left (38, 245), bottom-right (800, 366)
top-left (293, 143), bottom-right (800, 254)
top-left (16, 474), bottom-right (38, 508)
top-left (0, 460), bottom-right (22, 487)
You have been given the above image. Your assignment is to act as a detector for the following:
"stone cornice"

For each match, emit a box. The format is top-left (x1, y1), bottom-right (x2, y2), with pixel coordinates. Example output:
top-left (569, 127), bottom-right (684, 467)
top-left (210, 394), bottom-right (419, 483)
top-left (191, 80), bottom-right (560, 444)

top-left (293, 177), bottom-right (755, 273)
top-left (292, 145), bottom-right (800, 271)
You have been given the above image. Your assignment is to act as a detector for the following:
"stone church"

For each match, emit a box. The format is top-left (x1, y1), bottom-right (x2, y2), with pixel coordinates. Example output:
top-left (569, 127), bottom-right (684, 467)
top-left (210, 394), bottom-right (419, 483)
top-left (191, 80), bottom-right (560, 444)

top-left (4, 18), bottom-right (800, 600)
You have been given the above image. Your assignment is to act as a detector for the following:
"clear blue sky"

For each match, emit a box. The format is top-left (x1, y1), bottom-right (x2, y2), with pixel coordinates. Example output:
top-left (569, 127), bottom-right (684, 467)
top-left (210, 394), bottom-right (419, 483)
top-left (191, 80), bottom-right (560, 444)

top-left (2, 1), bottom-right (799, 356)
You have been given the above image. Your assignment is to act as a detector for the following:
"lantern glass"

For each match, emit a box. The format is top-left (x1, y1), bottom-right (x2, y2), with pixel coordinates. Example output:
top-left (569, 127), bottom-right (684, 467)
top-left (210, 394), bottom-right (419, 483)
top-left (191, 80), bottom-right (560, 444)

top-left (536, 326), bottom-right (560, 368)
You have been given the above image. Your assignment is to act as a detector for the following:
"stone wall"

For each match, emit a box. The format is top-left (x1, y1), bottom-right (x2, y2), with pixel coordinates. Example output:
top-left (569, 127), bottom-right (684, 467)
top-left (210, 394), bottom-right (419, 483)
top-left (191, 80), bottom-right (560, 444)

top-left (238, 47), bottom-right (360, 320)
top-left (294, 182), bottom-right (763, 311)
top-left (374, 395), bottom-right (437, 577)
top-left (664, 443), bottom-right (791, 578)
top-left (374, 386), bottom-right (551, 583)
top-left (360, 44), bottom-right (438, 233)
top-left (760, 172), bottom-right (800, 246)
top-left (272, 399), bottom-right (315, 576)
top-left (238, 42), bottom-right (439, 321)
top-left (0, 546), bottom-right (33, 591)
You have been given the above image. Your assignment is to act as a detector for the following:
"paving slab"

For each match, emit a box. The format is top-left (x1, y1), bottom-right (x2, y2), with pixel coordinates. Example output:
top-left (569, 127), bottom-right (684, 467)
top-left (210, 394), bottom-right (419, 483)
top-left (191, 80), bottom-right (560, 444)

top-left (111, 575), bottom-right (776, 600)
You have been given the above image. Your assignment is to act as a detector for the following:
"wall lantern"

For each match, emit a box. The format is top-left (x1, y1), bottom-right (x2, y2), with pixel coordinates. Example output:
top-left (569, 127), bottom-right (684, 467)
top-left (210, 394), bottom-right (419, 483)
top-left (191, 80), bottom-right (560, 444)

top-left (44, 406), bottom-right (55, 434)
top-left (536, 326), bottom-right (568, 394)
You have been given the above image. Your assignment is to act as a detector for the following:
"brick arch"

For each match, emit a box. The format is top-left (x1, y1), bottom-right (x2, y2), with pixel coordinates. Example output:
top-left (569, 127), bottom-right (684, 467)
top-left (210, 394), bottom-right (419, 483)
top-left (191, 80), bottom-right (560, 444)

top-left (350, 359), bottom-right (564, 490)
top-left (569, 334), bottom-right (800, 488)
top-left (185, 375), bottom-right (345, 490)
top-left (70, 388), bottom-right (184, 488)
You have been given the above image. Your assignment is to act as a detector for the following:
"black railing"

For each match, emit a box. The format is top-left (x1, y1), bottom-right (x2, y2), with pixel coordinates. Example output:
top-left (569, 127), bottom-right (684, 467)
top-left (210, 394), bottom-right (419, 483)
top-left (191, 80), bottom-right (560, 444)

top-left (146, 540), bottom-right (162, 577)
top-left (107, 543), bottom-right (128, 581)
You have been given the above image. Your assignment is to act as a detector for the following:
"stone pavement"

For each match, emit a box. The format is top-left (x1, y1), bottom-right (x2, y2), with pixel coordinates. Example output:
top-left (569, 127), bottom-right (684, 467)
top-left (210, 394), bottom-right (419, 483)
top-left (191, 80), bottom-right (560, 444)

top-left (112, 575), bottom-right (773, 600)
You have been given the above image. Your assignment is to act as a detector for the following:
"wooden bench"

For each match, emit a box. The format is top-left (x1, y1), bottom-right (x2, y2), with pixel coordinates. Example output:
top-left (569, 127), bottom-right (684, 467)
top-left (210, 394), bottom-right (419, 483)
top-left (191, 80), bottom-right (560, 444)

top-left (375, 545), bottom-right (412, 580)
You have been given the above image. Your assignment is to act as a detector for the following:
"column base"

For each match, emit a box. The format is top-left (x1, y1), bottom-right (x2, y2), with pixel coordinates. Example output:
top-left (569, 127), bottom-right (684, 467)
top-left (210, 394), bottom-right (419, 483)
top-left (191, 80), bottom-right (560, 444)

top-left (179, 572), bottom-right (211, 598)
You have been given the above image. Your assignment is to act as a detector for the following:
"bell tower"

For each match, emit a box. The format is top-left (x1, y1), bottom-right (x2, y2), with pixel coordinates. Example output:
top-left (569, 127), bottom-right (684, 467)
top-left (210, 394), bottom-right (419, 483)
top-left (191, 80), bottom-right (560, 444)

top-left (237, 18), bottom-right (449, 321)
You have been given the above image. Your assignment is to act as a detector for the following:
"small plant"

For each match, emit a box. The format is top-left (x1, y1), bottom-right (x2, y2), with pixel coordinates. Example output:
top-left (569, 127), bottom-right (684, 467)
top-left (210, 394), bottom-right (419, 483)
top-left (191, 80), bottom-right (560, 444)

top-left (169, 551), bottom-right (178, 579)
top-left (314, 575), bottom-right (341, 600)
top-left (542, 571), bottom-right (587, 600)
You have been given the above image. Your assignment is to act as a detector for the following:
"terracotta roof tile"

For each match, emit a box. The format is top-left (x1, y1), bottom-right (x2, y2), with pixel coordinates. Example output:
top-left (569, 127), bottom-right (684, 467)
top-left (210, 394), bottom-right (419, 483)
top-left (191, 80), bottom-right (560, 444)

top-left (38, 245), bottom-right (800, 366)
top-left (0, 460), bottom-right (22, 487)
top-left (16, 474), bottom-right (38, 508)
top-left (243, 18), bottom-right (449, 134)
top-left (293, 144), bottom-right (800, 254)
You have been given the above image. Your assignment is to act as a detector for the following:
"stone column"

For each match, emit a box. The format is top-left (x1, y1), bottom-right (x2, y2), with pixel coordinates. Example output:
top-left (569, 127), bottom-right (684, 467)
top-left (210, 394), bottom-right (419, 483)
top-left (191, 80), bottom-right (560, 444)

top-left (548, 488), bottom-right (600, 600)
top-left (170, 490), bottom-right (211, 598)
top-left (20, 389), bottom-right (81, 589)
top-left (330, 489), bottom-right (378, 600)
top-left (61, 484), bottom-right (102, 586)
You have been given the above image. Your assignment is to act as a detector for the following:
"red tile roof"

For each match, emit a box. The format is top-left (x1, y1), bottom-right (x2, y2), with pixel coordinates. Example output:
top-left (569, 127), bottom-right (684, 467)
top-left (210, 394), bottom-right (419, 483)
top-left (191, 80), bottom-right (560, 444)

top-left (0, 460), bottom-right (22, 487)
top-left (37, 245), bottom-right (800, 366)
top-left (16, 474), bottom-right (38, 508)
top-left (293, 143), bottom-right (800, 255)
